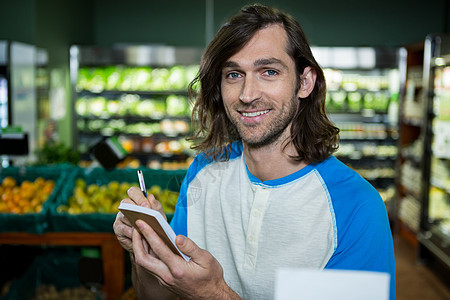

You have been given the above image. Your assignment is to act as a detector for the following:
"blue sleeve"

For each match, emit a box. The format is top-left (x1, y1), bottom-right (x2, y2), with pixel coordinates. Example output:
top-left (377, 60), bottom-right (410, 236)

top-left (170, 153), bottom-right (208, 237)
top-left (170, 168), bottom-right (190, 237)
top-left (320, 158), bottom-right (396, 300)
top-left (325, 197), bottom-right (396, 300)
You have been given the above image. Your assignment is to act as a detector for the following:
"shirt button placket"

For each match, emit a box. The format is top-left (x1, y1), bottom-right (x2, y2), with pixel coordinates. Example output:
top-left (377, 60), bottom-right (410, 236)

top-left (244, 185), bottom-right (270, 270)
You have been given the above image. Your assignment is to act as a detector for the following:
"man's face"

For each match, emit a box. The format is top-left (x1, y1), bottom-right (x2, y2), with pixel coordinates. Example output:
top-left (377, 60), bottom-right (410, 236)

top-left (221, 24), bottom-right (301, 148)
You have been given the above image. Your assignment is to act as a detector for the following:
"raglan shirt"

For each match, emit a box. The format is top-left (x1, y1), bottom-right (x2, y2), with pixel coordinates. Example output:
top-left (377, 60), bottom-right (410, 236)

top-left (170, 141), bottom-right (396, 300)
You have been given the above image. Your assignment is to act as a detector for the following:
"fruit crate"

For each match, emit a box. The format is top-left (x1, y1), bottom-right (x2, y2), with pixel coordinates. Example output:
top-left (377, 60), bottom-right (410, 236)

top-left (49, 167), bottom-right (186, 232)
top-left (0, 166), bottom-right (70, 233)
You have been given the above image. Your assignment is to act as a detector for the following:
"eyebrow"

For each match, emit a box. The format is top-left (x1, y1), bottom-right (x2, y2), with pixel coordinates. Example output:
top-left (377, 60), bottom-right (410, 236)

top-left (223, 57), bottom-right (288, 70)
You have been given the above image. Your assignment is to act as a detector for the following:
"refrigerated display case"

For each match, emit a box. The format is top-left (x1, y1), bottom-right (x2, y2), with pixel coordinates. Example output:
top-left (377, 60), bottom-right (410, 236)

top-left (312, 47), bottom-right (407, 219)
top-left (396, 44), bottom-right (426, 245)
top-left (0, 41), bottom-right (9, 129)
top-left (417, 34), bottom-right (450, 272)
top-left (70, 45), bottom-right (203, 169)
top-left (0, 41), bottom-right (39, 165)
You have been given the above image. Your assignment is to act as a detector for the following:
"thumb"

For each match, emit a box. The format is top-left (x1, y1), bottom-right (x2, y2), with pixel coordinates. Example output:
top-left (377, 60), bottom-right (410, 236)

top-left (176, 235), bottom-right (204, 262)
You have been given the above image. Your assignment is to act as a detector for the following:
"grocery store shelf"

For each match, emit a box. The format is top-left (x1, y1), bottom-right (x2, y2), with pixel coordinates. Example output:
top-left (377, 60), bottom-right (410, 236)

top-left (71, 45), bottom-right (199, 167)
top-left (71, 45), bottom-right (203, 67)
top-left (401, 117), bottom-right (423, 127)
top-left (0, 232), bottom-right (125, 300)
top-left (78, 115), bottom-right (190, 122)
top-left (330, 112), bottom-right (393, 124)
top-left (418, 231), bottom-right (450, 269)
top-left (336, 155), bottom-right (396, 162)
top-left (399, 185), bottom-right (422, 203)
top-left (430, 177), bottom-right (450, 194)
top-left (338, 136), bottom-right (398, 142)
top-left (401, 154), bottom-right (422, 168)
top-left (78, 130), bottom-right (190, 139)
top-left (78, 89), bottom-right (189, 97)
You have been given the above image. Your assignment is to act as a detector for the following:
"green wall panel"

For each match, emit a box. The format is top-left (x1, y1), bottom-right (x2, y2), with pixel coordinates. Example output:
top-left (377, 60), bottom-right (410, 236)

top-left (213, 0), bottom-right (449, 47)
top-left (0, 0), bottom-right (36, 44)
top-left (93, 0), bottom-right (205, 47)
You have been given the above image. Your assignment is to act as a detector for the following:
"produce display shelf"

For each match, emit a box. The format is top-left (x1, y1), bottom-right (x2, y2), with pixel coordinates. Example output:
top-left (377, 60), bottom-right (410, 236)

top-left (0, 166), bottom-right (185, 299)
top-left (78, 89), bottom-right (189, 97)
top-left (418, 230), bottom-right (450, 269)
top-left (0, 231), bottom-right (124, 300)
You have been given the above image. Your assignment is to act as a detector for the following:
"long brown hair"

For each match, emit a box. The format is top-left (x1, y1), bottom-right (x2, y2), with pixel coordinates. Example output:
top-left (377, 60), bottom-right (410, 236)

top-left (188, 4), bottom-right (339, 164)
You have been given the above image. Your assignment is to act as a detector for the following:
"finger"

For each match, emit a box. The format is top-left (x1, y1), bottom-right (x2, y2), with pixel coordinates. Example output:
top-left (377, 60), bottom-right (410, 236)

top-left (142, 236), bottom-right (151, 254)
top-left (115, 216), bottom-right (134, 237)
top-left (118, 198), bottom-right (140, 224)
top-left (120, 198), bottom-right (135, 204)
top-left (132, 224), bottom-right (172, 280)
top-left (113, 213), bottom-right (134, 252)
top-left (113, 211), bottom-right (133, 234)
top-left (117, 236), bottom-right (133, 253)
top-left (149, 248), bottom-right (159, 259)
top-left (136, 219), bottom-right (184, 267)
top-left (127, 186), bottom-right (150, 206)
top-left (120, 197), bottom-right (138, 206)
top-left (147, 194), bottom-right (163, 210)
top-left (176, 235), bottom-right (205, 264)
top-left (147, 194), bottom-right (166, 220)
top-left (115, 210), bottom-right (131, 227)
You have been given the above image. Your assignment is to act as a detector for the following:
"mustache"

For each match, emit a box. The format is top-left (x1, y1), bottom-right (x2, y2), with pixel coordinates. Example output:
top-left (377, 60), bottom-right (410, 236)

top-left (232, 102), bottom-right (273, 111)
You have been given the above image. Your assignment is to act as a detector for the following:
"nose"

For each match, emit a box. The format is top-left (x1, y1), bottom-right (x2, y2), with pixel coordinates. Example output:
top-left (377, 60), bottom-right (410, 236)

top-left (239, 75), bottom-right (262, 103)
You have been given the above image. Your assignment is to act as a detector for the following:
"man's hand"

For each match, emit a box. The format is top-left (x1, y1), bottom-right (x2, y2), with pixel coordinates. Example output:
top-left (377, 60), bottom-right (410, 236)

top-left (132, 220), bottom-right (241, 300)
top-left (113, 186), bottom-right (166, 253)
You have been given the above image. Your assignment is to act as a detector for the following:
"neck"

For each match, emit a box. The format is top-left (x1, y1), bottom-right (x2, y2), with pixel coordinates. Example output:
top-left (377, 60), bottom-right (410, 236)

top-left (243, 141), bottom-right (307, 182)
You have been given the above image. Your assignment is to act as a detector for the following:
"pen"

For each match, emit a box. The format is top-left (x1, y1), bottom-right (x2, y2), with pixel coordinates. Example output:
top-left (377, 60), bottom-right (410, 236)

top-left (137, 169), bottom-right (147, 197)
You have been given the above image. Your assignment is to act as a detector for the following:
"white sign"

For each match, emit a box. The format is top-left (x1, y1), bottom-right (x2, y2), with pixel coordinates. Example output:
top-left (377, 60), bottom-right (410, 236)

top-left (275, 269), bottom-right (390, 300)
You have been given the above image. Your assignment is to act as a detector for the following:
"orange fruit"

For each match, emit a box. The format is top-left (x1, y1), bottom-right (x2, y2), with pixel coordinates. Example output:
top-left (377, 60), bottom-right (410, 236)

top-left (12, 194), bottom-right (21, 205)
top-left (12, 186), bottom-right (20, 195)
top-left (21, 180), bottom-right (32, 190)
top-left (43, 182), bottom-right (54, 195)
top-left (34, 177), bottom-right (45, 187)
top-left (35, 204), bottom-right (43, 213)
top-left (31, 197), bottom-right (41, 208)
top-left (20, 188), bottom-right (33, 200)
top-left (10, 205), bottom-right (20, 214)
top-left (2, 192), bottom-right (12, 202)
top-left (2, 176), bottom-right (16, 188)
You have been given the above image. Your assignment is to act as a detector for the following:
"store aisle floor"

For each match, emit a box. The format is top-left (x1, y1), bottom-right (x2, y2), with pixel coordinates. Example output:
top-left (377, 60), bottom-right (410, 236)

top-left (395, 234), bottom-right (450, 300)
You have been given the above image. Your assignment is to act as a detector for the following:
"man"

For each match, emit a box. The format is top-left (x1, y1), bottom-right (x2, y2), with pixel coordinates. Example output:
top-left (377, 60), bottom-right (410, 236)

top-left (113, 4), bottom-right (396, 300)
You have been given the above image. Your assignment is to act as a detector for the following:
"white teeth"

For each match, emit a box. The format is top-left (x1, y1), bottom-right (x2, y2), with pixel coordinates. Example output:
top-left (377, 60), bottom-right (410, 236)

top-left (242, 110), bottom-right (269, 117)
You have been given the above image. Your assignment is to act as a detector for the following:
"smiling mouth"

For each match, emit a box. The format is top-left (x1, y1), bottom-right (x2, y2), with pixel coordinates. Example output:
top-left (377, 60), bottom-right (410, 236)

top-left (240, 109), bottom-right (270, 117)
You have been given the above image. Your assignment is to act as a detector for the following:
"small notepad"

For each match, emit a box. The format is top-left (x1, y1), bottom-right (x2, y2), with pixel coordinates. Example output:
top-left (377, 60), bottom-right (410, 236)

top-left (119, 202), bottom-right (190, 261)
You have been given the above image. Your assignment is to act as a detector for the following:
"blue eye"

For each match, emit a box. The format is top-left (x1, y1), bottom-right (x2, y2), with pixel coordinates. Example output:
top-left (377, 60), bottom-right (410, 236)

top-left (265, 69), bottom-right (277, 76)
top-left (228, 72), bottom-right (240, 79)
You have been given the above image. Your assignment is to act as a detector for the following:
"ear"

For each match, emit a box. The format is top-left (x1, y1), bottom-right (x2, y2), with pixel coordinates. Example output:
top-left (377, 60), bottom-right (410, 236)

top-left (297, 66), bottom-right (317, 99)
